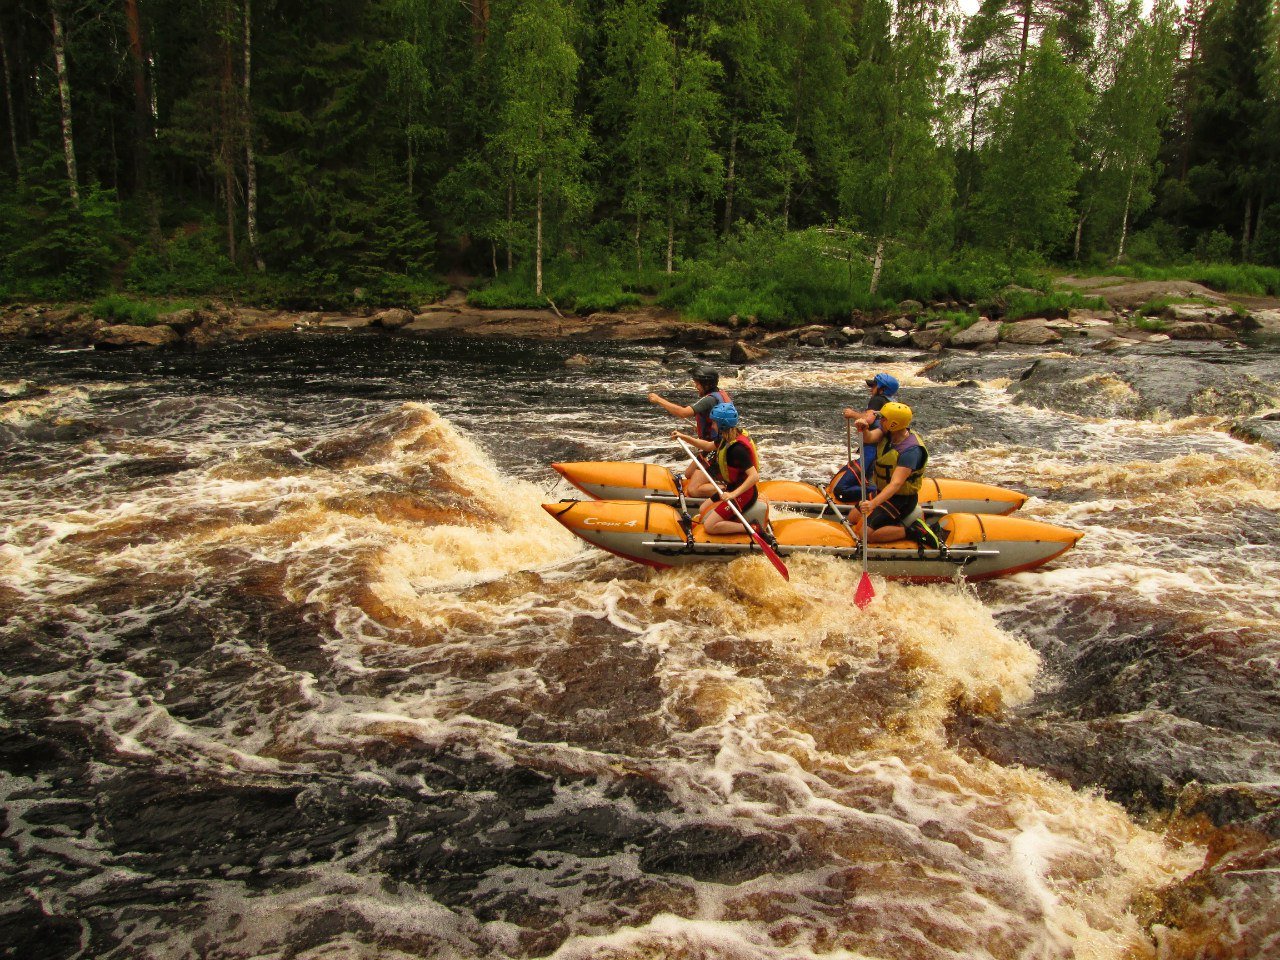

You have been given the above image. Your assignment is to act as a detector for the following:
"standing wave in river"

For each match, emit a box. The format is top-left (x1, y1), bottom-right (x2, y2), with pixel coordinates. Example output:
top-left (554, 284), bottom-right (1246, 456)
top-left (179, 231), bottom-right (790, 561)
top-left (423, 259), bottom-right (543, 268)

top-left (1, 334), bottom-right (1278, 958)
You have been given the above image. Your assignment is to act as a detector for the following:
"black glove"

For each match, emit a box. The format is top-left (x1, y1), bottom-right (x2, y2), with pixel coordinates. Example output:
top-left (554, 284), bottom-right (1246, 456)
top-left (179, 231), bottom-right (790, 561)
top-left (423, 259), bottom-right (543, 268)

top-left (711, 491), bottom-right (724, 502)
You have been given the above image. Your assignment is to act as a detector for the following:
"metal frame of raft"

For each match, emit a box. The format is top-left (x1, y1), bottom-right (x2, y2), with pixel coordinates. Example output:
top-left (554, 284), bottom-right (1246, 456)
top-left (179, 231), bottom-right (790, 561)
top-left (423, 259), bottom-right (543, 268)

top-left (551, 461), bottom-right (1029, 518)
top-left (543, 498), bottom-right (1082, 583)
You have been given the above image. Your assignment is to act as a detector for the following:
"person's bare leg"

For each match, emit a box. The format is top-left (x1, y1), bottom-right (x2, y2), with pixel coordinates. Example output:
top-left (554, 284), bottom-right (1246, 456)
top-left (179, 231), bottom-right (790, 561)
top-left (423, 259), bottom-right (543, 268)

top-left (702, 511), bottom-right (746, 536)
top-left (867, 524), bottom-right (904, 543)
top-left (682, 462), bottom-right (717, 497)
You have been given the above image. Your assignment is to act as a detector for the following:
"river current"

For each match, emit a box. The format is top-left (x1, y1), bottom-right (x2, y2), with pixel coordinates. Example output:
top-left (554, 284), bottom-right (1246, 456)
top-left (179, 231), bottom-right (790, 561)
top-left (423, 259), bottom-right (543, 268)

top-left (2, 331), bottom-right (1278, 959)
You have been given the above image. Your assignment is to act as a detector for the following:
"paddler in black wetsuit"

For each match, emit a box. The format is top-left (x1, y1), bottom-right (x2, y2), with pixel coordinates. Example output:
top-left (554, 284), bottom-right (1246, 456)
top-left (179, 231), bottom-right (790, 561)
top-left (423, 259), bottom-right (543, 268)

top-left (857, 401), bottom-right (930, 544)
top-left (648, 367), bottom-right (732, 498)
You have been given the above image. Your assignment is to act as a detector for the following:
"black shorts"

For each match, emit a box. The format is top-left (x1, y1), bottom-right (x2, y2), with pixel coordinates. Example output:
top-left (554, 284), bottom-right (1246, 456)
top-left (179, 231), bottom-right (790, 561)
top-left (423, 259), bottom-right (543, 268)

top-left (868, 493), bottom-right (918, 531)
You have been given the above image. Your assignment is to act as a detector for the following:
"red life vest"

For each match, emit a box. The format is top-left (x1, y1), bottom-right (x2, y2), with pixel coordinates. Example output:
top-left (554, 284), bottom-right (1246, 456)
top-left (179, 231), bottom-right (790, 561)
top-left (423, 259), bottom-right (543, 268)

top-left (694, 389), bottom-right (732, 442)
top-left (716, 431), bottom-right (760, 509)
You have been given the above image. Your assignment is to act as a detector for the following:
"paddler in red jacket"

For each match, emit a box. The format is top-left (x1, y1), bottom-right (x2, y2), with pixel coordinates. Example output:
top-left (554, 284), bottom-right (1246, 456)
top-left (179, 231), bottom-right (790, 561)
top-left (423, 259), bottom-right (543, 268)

top-left (672, 402), bottom-right (771, 539)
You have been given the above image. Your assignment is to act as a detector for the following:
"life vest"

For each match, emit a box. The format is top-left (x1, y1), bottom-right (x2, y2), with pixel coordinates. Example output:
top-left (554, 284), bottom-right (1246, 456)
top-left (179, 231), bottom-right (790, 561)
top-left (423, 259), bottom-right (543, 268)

top-left (872, 430), bottom-right (928, 496)
top-left (715, 431), bottom-right (760, 509)
top-left (694, 389), bottom-right (732, 442)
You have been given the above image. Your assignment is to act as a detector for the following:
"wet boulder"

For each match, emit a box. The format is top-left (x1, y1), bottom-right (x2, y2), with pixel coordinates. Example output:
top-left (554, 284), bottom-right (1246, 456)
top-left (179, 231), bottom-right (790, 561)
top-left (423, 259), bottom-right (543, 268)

top-left (1168, 321), bottom-right (1236, 341)
top-left (1252, 309), bottom-right (1280, 333)
top-left (156, 308), bottom-right (204, 333)
top-left (949, 318), bottom-right (1001, 349)
top-left (863, 326), bottom-right (910, 347)
top-left (564, 353), bottom-right (590, 368)
top-left (729, 340), bottom-right (769, 364)
top-left (372, 307), bottom-right (414, 330)
top-left (1231, 412), bottom-right (1280, 448)
top-left (910, 327), bottom-right (952, 350)
top-left (1165, 303), bottom-right (1236, 325)
top-left (1010, 355), bottom-right (1275, 419)
top-left (1001, 318), bottom-right (1063, 346)
top-left (896, 299), bottom-right (924, 315)
top-left (94, 323), bottom-right (181, 349)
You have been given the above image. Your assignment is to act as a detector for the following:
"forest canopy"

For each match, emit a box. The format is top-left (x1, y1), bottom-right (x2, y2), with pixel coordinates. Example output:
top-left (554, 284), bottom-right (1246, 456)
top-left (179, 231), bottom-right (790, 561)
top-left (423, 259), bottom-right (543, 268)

top-left (0, 0), bottom-right (1277, 314)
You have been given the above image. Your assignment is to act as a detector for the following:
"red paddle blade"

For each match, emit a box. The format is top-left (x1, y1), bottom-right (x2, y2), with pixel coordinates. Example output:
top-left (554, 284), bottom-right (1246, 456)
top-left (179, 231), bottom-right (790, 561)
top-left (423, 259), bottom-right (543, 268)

top-left (854, 571), bottom-right (875, 609)
top-left (752, 531), bottom-right (790, 581)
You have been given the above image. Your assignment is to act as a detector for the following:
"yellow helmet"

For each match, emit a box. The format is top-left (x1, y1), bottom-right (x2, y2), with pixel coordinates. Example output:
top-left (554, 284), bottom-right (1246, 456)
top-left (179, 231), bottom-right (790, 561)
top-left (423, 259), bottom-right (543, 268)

top-left (879, 401), bottom-right (913, 431)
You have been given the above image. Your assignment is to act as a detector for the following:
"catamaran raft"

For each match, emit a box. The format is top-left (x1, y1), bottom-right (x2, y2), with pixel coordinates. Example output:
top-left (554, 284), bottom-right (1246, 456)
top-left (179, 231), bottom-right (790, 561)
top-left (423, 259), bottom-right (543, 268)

top-left (544, 461), bottom-right (1081, 582)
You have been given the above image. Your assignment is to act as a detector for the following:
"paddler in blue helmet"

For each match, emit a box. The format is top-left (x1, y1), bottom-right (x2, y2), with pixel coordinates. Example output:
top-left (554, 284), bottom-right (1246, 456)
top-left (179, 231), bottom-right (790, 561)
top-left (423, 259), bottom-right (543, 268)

top-left (672, 402), bottom-right (771, 539)
top-left (832, 372), bottom-right (900, 503)
top-left (648, 366), bottom-right (732, 497)
top-left (858, 400), bottom-right (930, 543)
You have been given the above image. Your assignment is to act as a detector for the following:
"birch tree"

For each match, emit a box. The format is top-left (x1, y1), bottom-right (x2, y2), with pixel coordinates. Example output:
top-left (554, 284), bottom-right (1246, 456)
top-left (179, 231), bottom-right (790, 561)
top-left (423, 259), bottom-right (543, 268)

top-left (49, 1), bottom-right (78, 207)
top-left (840, 0), bottom-right (955, 295)
top-left (492, 0), bottom-right (587, 295)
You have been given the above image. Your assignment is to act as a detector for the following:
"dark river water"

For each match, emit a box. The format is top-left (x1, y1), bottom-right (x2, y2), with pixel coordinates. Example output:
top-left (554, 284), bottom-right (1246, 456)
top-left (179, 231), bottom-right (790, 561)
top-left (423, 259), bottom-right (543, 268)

top-left (2, 330), bottom-right (1278, 959)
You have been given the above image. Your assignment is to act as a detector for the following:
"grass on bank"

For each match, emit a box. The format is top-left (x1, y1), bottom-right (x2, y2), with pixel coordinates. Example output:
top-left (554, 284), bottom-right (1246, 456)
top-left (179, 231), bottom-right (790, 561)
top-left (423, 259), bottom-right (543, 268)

top-left (1076, 261), bottom-right (1280, 297)
top-left (91, 294), bottom-right (201, 326)
top-left (467, 262), bottom-right (644, 313)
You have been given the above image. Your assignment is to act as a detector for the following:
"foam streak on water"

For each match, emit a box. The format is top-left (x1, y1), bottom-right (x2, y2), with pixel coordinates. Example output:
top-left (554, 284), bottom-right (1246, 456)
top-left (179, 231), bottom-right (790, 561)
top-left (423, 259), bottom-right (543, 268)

top-left (2, 335), bottom-right (1278, 958)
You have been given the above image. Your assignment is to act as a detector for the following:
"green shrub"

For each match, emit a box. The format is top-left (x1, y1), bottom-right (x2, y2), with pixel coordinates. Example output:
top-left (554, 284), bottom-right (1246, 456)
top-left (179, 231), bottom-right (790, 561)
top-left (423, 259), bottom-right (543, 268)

top-left (124, 225), bottom-right (240, 296)
top-left (1194, 230), bottom-right (1234, 263)
top-left (1130, 315), bottom-right (1171, 333)
top-left (881, 248), bottom-right (1051, 304)
top-left (999, 290), bottom-right (1109, 321)
top-left (656, 224), bottom-right (883, 327)
top-left (1135, 295), bottom-right (1212, 316)
top-left (1, 170), bottom-right (124, 298)
top-left (92, 294), bottom-right (160, 326)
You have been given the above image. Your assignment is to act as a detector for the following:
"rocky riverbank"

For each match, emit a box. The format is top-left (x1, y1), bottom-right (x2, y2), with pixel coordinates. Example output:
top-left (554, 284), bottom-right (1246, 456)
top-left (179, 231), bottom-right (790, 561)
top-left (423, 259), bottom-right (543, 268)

top-left (3, 278), bottom-right (1278, 359)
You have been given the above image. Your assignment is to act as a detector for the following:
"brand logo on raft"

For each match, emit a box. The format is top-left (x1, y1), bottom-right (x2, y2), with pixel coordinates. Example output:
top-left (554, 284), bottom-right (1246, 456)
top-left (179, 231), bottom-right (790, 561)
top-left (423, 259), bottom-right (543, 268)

top-left (583, 517), bottom-right (639, 528)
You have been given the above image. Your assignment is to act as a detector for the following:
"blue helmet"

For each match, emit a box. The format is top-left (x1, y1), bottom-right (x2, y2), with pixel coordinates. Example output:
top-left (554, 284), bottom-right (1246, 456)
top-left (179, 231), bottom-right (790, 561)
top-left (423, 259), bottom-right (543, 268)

top-left (709, 402), bottom-right (740, 428)
top-left (865, 373), bottom-right (900, 396)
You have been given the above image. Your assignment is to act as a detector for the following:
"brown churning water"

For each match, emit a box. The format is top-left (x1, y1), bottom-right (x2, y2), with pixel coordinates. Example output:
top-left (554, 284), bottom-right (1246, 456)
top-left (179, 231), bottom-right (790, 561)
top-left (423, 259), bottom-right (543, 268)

top-left (1, 334), bottom-right (1278, 958)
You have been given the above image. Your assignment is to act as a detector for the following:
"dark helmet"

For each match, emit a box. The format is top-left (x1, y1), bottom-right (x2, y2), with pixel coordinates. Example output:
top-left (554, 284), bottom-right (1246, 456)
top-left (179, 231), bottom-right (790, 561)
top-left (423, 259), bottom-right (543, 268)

top-left (691, 367), bottom-right (720, 390)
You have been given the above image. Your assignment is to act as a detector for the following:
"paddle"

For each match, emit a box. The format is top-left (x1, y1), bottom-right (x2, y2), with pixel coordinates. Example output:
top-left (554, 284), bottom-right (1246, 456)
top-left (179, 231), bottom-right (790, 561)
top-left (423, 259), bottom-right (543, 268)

top-left (676, 437), bottom-right (789, 581)
top-left (854, 427), bottom-right (876, 609)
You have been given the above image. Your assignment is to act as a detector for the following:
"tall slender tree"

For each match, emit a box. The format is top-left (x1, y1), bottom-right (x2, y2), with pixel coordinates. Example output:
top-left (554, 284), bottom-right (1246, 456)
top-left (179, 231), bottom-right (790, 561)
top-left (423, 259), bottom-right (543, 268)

top-left (492, 0), bottom-right (587, 295)
top-left (49, 0), bottom-right (79, 207)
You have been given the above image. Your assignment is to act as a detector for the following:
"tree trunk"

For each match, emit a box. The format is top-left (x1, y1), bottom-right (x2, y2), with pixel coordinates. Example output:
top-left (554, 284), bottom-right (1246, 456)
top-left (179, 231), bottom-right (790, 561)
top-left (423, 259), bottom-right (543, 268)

top-left (221, 1), bottom-right (237, 263)
top-left (722, 122), bottom-right (736, 234)
top-left (1017, 0), bottom-right (1032, 78)
top-left (505, 179), bottom-right (513, 272)
top-left (1254, 193), bottom-right (1267, 257)
top-left (535, 168), bottom-right (543, 296)
top-left (491, 240), bottom-right (498, 278)
top-left (782, 181), bottom-right (791, 232)
top-left (470, 0), bottom-right (490, 46)
top-left (50, 4), bottom-right (79, 208)
top-left (1, 26), bottom-right (22, 180)
top-left (869, 236), bottom-right (886, 296)
top-left (1241, 194), bottom-right (1252, 262)
top-left (1074, 211), bottom-right (1086, 261)
top-left (243, 0), bottom-right (264, 271)
top-left (1116, 173), bottom-right (1134, 261)
top-left (634, 217), bottom-right (642, 274)
top-left (122, 0), bottom-right (151, 193)
top-left (666, 213), bottom-right (674, 274)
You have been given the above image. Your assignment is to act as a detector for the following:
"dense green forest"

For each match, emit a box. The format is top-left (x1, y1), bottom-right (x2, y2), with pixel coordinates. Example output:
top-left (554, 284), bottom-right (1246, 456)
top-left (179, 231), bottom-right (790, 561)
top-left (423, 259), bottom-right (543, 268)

top-left (0, 0), bottom-right (1277, 318)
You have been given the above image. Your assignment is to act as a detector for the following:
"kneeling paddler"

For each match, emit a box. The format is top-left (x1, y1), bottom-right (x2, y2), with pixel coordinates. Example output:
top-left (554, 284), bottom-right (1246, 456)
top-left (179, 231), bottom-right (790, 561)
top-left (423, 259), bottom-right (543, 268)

top-left (672, 402), bottom-right (773, 542)
top-left (857, 401), bottom-right (939, 549)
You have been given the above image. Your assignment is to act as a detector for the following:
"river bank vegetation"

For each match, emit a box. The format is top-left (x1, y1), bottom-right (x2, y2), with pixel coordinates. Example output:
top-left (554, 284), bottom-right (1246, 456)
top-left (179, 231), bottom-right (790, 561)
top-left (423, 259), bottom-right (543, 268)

top-left (0, 0), bottom-right (1277, 323)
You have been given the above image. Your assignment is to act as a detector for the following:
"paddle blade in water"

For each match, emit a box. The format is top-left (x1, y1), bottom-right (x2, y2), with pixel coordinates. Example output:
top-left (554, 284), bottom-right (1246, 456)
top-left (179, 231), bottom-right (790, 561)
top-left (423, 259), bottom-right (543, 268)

top-left (855, 571), bottom-right (875, 609)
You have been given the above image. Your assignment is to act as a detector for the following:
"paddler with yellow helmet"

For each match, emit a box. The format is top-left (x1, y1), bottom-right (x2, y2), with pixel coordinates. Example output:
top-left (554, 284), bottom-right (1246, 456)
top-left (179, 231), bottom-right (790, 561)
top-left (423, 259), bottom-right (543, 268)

top-left (857, 400), bottom-right (929, 544)
top-left (672, 402), bottom-right (772, 540)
